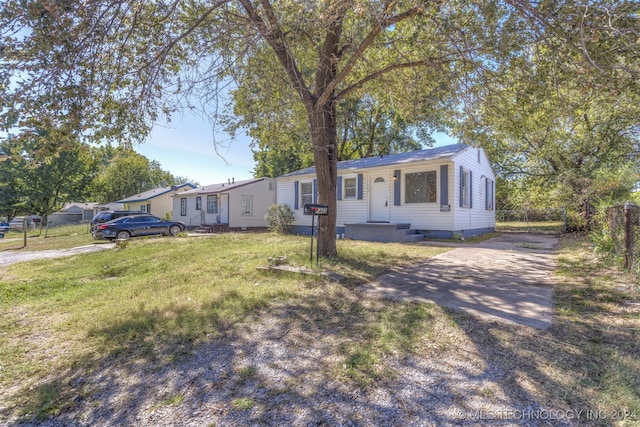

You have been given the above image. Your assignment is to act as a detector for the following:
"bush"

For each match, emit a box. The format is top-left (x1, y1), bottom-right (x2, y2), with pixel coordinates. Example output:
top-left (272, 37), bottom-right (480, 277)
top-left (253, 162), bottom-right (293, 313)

top-left (264, 204), bottom-right (295, 234)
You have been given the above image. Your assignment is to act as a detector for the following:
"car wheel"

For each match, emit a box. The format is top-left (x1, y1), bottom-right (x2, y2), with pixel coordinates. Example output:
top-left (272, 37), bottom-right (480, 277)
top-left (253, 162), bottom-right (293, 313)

top-left (169, 225), bottom-right (181, 236)
top-left (115, 230), bottom-right (131, 240)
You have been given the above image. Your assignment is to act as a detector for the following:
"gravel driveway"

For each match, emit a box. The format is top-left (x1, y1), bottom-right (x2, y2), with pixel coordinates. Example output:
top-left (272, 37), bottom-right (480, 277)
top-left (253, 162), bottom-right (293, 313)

top-left (0, 243), bottom-right (115, 268)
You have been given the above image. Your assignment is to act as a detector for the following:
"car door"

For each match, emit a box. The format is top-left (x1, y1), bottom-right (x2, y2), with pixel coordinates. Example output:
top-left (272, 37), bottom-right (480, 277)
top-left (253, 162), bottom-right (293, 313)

top-left (146, 216), bottom-right (169, 235)
top-left (126, 216), bottom-right (151, 236)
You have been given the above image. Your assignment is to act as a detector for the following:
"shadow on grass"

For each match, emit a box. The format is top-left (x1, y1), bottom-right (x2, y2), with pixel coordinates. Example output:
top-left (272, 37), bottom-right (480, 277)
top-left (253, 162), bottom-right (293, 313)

top-left (3, 286), bottom-right (573, 426)
top-left (5, 236), bottom-right (639, 426)
top-left (456, 237), bottom-right (640, 426)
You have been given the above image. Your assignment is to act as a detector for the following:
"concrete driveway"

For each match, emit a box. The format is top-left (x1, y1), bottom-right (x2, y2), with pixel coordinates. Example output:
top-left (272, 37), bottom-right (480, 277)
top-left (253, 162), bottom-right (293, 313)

top-left (361, 233), bottom-right (559, 329)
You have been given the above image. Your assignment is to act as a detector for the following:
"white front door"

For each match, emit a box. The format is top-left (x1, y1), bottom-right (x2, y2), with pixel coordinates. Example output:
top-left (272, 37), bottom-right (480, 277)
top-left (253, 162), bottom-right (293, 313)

top-left (220, 194), bottom-right (229, 224)
top-left (369, 175), bottom-right (389, 222)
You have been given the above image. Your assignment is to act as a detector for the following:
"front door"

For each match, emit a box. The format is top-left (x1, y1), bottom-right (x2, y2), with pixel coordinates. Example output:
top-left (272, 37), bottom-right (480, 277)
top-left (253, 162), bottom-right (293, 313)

top-left (220, 194), bottom-right (229, 224)
top-left (369, 175), bottom-right (390, 222)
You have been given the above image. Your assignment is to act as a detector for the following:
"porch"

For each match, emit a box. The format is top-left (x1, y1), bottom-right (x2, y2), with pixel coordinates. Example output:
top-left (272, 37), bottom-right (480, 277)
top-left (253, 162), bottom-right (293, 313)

top-left (194, 223), bottom-right (230, 234)
top-left (344, 222), bottom-right (424, 243)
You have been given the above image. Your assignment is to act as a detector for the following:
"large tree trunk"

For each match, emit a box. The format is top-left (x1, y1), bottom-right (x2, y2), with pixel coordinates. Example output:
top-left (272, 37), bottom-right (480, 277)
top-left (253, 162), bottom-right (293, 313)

top-left (309, 100), bottom-right (338, 257)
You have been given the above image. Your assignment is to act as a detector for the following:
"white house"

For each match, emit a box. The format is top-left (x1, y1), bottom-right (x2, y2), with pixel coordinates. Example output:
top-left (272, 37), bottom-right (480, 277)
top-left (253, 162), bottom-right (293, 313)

top-left (276, 143), bottom-right (496, 241)
top-left (172, 178), bottom-right (277, 231)
top-left (118, 184), bottom-right (196, 219)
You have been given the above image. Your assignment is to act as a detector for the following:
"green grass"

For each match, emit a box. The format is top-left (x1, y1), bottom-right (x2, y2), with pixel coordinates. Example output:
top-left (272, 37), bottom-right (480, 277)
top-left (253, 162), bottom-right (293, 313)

top-left (231, 397), bottom-right (255, 410)
top-left (0, 223), bottom-right (96, 251)
top-left (0, 232), bottom-right (448, 419)
top-left (496, 220), bottom-right (565, 233)
top-left (1, 231), bottom-right (639, 424)
top-left (339, 302), bottom-right (435, 387)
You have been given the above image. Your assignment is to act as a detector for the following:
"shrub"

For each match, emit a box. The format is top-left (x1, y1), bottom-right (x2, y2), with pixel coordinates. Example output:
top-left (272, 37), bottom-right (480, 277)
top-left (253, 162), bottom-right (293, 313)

top-left (264, 204), bottom-right (295, 234)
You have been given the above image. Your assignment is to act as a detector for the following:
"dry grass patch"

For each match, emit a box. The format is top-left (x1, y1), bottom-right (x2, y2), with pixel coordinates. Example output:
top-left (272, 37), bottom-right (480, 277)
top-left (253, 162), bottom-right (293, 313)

top-left (0, 233), bottom-right (448, 421)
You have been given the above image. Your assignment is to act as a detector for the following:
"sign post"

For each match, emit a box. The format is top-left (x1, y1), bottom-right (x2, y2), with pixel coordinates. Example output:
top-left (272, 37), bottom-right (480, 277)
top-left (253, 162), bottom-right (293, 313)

top-left (303, 204), bottom-right (329, 266)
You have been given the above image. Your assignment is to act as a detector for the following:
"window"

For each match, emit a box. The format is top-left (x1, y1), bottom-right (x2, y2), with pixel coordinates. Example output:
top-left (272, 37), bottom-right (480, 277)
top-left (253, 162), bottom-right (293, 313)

top-left (241, 196), bottom-right (253, 215)
top-left (140, 205), bottom-right (146, 212)
top-left (196, 196), bottom-right (202, 210)
top-left (461, 169), bottom-right (471, 208)
top-left (344, 177), bottom-right (357, 199)
top-left (405, 171), bottom-right (437, 203)
top-left (207, 195), bottom-right (218, 213)
top-left (300, 182), bottom-right (313, 207)
top-left (485, 178), bottom-right (494, 211)
top-left (180, 198), bottom-right (187, 216)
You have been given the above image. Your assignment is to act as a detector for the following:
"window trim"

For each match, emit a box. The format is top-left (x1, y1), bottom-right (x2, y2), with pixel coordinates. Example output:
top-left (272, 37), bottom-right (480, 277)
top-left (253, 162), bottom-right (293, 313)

top-left (300, 181), bottom-right (313, 208)
top-left (460, 167), bottom-right (472, 209)
top-left (241, 195), bottom-right (253, 216)
top-left (404, 170), bottom-right (438, 204)
top-left (343, 175), bottom-right (357, 200)
top-left (485, 178), bottom-right (494, 211)
top-left (180, 198), bottom-right (187, 216)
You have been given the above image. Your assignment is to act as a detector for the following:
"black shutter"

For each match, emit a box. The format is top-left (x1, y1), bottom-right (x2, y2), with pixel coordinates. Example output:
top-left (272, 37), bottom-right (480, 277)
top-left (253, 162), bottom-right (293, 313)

top-left (394, 170), bottom-right (401, 206)
top-left (440, 165), bottom-right (448, 206)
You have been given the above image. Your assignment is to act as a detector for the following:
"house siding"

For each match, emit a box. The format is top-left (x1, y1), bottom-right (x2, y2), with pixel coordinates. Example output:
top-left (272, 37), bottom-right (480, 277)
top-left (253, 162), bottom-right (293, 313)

top-left (280, 162), bottom-right (457, 232)
top-left (276, 143), bottom-right (496, 238)
top-left (176, 178), bottom-right (276, 229)
top-left (385, 162), bottom-right (454, 231)
top-left (125, 186), bottom-right (193, 219)
top-left (452, 147), bottom-right (496, 235)
top-left (227, 179), bottom-right (277, 228)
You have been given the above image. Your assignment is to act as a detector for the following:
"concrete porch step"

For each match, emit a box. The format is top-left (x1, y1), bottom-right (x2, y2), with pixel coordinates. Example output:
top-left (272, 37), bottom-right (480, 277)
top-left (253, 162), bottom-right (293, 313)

top-left (345, 223), bottom-right (423, 243)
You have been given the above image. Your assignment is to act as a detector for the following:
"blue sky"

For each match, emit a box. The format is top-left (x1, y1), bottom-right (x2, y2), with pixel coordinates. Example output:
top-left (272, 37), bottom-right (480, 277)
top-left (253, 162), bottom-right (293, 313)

top-left (136, 112), bottom-right (257, 186)
top-left (137, 110), bottom-right (459, 186)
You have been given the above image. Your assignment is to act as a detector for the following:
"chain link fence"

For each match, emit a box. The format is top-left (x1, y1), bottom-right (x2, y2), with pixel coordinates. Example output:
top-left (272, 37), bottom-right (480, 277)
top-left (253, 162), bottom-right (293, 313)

top-left (496, 208), bottom-right (567, 233)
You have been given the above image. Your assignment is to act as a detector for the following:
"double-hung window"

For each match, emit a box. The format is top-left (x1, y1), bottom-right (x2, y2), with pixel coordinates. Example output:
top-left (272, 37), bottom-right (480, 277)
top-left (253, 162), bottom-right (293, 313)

top-left (405, 171), bottom-right (437, 203)
top-left (485, 178), bottom-right (494, 211)
top-left (300, 182), bottom-right (313, 207)
top-left (343, 177), bottom-right (357, 199)
top-left (461, 169), bottom-right (471, 208)
top-left (241, 196), bottom-right (252, 215)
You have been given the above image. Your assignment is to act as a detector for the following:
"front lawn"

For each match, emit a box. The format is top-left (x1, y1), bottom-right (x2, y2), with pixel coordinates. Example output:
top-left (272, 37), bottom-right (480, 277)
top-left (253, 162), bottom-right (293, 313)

top-left (1, 232), bottom-right (638, 425)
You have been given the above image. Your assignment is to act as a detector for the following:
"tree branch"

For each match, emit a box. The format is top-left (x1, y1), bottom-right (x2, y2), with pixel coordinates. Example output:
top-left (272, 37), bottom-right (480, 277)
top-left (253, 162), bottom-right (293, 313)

top-left (337, 56), bottom-right (454, 100)
top-left (317, 3), bottom-right (432, 107)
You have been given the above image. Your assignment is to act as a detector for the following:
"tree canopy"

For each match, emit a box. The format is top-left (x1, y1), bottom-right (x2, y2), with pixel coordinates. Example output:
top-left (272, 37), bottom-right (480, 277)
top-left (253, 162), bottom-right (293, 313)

top-left (1, 1), bottom-right (638, 253)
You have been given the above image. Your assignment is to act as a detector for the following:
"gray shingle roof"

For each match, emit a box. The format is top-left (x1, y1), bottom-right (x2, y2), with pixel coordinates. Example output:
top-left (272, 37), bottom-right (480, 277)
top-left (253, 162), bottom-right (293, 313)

top-left (117, 183), bottom-right (196, 203)
top-left (277, 143), bottom-right (468, 178)
top-left (177, 178), bottom-right (266, 196)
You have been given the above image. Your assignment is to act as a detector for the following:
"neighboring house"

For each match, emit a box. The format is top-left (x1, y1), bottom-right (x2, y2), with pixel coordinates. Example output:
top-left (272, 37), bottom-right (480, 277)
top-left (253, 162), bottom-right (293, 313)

top-left (276, 143), bottom-right (496, 241)
top-left (118, 184), bottom-right (197, 219)
top-left (94, 202), bottom-right (126, 214)
top-left (173, 178), bottom-right (277, 231)
top-left (48, 202), bottom-right (99, 225)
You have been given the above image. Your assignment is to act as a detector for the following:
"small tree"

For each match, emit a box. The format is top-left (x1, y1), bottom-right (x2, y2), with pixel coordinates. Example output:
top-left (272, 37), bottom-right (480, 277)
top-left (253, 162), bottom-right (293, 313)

top-left (264, 204), bottom-right (295, 235)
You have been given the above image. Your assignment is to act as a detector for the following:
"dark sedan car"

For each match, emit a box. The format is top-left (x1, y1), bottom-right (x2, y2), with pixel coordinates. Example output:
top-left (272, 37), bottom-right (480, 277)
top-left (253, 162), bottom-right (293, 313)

top-left (93, 214), bottom-right (185, 240)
